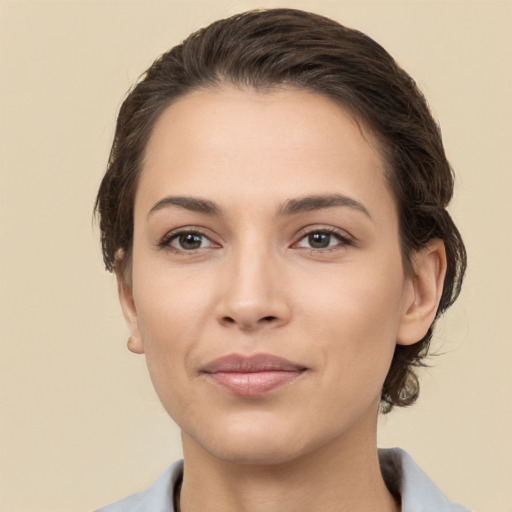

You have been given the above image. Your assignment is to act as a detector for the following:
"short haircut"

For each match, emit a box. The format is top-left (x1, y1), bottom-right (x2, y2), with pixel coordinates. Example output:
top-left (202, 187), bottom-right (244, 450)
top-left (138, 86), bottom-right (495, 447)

top-left (95, 8), bottom-right (466, 413)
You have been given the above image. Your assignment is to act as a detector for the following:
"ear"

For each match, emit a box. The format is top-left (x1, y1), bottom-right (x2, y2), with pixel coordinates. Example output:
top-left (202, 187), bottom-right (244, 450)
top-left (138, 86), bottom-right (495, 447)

top-left (397, 239), bottom-right (447, 346)
top-left (115, 262), bottom-right (144, 355)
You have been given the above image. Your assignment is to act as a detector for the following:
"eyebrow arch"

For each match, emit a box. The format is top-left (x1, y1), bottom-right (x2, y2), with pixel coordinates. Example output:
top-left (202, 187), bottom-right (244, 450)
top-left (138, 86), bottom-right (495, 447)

top-left (149, 196), bottom-right (222, 216)
top-left (148, 193), bottom-right (371, 219)
top-left (278, 193), bottom-right (372, 219)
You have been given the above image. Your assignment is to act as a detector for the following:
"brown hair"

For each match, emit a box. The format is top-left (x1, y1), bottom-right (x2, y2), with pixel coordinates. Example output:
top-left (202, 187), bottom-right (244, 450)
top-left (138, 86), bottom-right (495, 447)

top-left (95, 8), bottom-right (466, 413)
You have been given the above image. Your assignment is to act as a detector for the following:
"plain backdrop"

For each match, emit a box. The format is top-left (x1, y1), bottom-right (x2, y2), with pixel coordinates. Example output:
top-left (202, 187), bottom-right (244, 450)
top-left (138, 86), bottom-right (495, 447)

top-left (1, 1), bottom-right (511, 511)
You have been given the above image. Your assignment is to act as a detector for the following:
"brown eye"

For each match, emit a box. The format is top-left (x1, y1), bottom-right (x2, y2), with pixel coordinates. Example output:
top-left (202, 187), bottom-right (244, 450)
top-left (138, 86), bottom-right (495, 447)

top-left (169, 232), bottom-right (212, 251)
top-left (295, 230), bottom-right (351, 250)
top-left (308, 232), bottom-right (331, 248)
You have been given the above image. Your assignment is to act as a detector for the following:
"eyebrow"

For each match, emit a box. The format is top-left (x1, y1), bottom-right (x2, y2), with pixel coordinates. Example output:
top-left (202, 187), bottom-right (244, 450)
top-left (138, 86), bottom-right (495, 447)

top-left (278, 193), bottom-right (372, 219)
top-left (148, 193), bottom-right (371, 219)
top-left (149, 196), bottom-right (221, 216)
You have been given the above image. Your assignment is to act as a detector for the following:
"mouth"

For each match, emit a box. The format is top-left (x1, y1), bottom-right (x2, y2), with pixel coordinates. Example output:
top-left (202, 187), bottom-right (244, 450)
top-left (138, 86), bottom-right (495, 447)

top-left (201, 353), bottom-right (308, 397)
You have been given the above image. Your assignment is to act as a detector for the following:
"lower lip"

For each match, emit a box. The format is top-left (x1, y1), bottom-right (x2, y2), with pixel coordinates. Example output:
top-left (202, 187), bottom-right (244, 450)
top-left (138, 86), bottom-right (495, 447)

top-left (206, 370), bottom-right (303, 396)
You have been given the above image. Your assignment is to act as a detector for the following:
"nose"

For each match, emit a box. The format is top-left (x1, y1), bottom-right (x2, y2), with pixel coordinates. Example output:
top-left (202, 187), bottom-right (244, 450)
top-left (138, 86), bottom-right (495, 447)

top-left (215, 245), bottom-right (291, 331)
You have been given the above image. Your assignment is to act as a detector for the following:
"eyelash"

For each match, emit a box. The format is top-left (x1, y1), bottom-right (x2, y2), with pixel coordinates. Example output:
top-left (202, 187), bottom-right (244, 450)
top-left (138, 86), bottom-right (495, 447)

top-left (158, 226), bottom-right (353, 254)
top-left (293, 227), bottom-right (353, 252)
top-left (158, 227), bottom-right (217, 254)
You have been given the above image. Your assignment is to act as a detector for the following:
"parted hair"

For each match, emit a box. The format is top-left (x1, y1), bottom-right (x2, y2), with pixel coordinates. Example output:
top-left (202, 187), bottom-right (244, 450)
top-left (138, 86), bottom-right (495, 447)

top-left (95, 8), bottom-right (466, 413)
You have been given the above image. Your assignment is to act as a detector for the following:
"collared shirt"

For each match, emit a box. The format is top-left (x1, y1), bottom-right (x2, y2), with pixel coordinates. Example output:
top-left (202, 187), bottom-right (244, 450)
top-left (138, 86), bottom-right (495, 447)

top-left (95, 448), bottom-right (471, 512)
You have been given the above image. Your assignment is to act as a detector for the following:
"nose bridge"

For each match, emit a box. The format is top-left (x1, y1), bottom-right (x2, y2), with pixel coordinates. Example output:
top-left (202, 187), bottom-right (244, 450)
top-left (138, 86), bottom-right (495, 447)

top-left (217, 234), bottom-right (289, 329)
top-left (234, 240), bottom-right (273, 300)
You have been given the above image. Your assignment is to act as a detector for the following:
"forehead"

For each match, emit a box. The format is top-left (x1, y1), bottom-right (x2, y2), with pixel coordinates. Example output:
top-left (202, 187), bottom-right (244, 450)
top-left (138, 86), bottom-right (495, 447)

top-left (137, 86), bottom-right (394, 221)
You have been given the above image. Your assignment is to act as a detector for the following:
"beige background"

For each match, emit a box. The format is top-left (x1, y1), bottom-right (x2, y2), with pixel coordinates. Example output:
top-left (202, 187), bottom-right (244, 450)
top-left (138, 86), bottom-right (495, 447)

top-left (1, 1), bottom-right (511, 511)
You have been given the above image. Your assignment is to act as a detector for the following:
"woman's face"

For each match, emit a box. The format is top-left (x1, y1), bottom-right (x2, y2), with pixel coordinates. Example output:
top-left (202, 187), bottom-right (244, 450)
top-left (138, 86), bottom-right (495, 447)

top-left (121, 87), bottom-right (420, 464)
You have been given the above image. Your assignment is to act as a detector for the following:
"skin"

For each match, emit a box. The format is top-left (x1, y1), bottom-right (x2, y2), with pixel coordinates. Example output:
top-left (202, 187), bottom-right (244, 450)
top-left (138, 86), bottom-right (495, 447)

top-left (117, 87), bottom-right (446, 512)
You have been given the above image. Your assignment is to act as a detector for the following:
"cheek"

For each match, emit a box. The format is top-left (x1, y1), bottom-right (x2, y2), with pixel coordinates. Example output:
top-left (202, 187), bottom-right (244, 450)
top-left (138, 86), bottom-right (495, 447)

top-left (133, 258), bottom-right (214, 338)
top-left (298, 256), bottom-right (406, 377)
top-left (131, 266), bottom-right (215, 396)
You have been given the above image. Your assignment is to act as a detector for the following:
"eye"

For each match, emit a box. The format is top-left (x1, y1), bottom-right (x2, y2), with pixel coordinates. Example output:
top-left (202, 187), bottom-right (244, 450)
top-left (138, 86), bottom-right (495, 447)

top-left (163, 230), bottom-right (217, 251)
top-left (295, 229), bottom-right (351, 250)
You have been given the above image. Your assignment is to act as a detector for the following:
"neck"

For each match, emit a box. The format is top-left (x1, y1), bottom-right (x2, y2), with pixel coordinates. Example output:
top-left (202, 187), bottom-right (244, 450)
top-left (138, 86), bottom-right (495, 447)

top-left (178, 407), bottom-right (399, 512)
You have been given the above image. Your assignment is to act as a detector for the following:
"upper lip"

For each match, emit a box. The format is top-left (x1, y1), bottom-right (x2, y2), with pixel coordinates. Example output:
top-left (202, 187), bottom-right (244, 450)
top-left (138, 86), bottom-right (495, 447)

top-left (201, 353), bottom-right (307, 374)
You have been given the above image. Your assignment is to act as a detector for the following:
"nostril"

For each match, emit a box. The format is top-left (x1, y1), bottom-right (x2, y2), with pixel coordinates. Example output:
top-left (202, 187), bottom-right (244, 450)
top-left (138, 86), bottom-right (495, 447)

top-left (219, 315), bottom-right (280, 328)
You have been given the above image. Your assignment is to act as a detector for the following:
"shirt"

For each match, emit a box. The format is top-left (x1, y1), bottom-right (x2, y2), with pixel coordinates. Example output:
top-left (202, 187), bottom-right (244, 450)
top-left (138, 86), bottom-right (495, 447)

top-left (95, 447), bottom-right (471, 512)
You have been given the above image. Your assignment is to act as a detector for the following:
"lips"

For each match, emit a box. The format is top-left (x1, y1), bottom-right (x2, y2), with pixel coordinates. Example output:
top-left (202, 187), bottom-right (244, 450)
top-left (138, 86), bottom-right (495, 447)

top-left (201, 353), bottom-right (307, 396)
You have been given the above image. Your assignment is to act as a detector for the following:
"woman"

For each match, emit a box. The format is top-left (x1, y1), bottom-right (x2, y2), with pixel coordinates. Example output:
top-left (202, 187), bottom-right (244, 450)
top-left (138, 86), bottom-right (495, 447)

top-left (95, 8), bottom-right (468, 512)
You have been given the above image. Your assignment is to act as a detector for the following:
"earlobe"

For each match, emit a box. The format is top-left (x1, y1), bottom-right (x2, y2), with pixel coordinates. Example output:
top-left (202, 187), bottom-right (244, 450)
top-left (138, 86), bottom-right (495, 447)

top-left (115, 262), bottom-right (144, 355)
top-left (397, 239), bottom-right (447, 346)
top-left (127, 335), bottom-right (144, 355)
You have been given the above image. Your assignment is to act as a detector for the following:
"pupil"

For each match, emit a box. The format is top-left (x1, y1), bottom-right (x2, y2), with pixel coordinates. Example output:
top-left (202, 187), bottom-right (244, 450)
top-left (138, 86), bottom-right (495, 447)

top-left (309, 232), bottom-right (330, 248)
top-left (180, 233), bottom-right (202, 249)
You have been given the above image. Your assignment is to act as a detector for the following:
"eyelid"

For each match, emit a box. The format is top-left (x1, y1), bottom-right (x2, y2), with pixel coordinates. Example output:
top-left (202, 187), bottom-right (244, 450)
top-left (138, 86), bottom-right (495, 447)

top-left (158, 226), bottom-right (220, 252)
top-left (156, 224), bottom-right (354, 253)
top-left (292, 225), bottom-right (355, 249)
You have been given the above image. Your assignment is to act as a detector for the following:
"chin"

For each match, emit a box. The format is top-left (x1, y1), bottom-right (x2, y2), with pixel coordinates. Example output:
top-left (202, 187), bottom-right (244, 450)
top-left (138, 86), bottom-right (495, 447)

top-left (184, 415), bottom-right (313, 466)
top-left (205, 438), bottom-right (305, 466)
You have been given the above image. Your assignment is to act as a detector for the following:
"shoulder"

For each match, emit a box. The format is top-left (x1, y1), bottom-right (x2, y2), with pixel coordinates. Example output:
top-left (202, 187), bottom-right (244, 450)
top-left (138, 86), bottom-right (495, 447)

top-left (94, 460), bottom-right (183, 512)
top-left (379, 447), bottom-right (471, 512)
